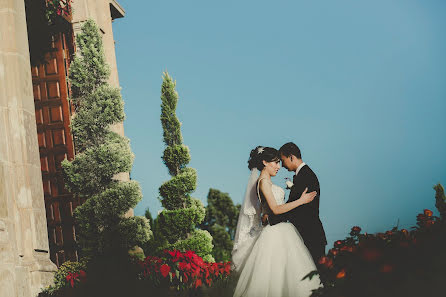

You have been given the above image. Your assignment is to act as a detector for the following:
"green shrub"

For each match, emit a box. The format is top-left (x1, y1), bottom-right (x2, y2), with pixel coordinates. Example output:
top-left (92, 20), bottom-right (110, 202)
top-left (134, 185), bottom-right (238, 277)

top-left (62, 19), bottom-right (151, 258)
top-left (150, 72), bottom-right (213, 259)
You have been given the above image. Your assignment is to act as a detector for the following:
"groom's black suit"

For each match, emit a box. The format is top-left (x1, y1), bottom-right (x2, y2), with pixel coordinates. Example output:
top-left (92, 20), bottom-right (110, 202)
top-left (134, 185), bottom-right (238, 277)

top-left (269, 164), bottom-right (327, 263)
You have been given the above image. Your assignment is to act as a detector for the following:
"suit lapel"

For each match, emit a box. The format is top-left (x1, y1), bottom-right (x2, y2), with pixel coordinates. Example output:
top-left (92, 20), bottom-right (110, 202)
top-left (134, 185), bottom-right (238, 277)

top-left (289, 165), bottom-right (307, 202)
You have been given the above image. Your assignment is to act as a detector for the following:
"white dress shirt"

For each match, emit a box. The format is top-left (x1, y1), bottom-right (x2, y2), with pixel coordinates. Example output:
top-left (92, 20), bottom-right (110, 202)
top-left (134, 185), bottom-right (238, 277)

top-left (295, 162), bottom-right (306, 176)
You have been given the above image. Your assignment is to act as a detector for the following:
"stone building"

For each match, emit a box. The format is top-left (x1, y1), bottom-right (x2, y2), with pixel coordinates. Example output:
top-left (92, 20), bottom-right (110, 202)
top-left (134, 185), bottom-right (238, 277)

top-left (0, 0), bottom-right (126, 296)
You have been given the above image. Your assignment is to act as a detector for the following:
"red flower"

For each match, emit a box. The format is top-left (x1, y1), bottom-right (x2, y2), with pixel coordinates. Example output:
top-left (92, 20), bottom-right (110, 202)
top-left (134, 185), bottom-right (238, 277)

top-left (183, 274), bottom-right (189, 283)
top-left (351, 226), bottom-right (361, 233)
top-left (185, 250), bottom-right (195, 259)
top-left (334, 240), bottom-right (343, 248)
top-left (336, 269), bottom-right (346, 279)
top-left (424, 209), bottom-right (433, 217)
top-left (195, 278), bottom-right (202, 288)
top-left (160, 264), bottom-right (170, 278)
top-left (191, 267), bottom-right (201, 277)
top-left (328, 248), bottom-right (339, 257)
top-left (224, 263), bottom-right (231, 275)
top-left (65, 272), bottom-right (79, 288)
top-left (318, 256), bottom-right (333, 268)
top-left (179, 261), bottom-right (191, 272)
top-left (192, 254), bottom-right (204, 267)
top-left (168, 250), bottom-right (182, 262)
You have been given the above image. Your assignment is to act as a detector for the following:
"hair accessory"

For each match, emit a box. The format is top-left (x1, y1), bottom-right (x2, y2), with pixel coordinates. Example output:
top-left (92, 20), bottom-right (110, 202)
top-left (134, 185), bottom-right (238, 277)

top-left (257, 147), bottom-right (264, 154)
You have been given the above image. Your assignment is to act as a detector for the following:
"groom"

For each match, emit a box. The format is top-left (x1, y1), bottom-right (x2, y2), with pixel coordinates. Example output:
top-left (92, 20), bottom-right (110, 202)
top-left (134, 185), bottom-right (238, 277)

top-left (267, 142), bottom-right (327, 264)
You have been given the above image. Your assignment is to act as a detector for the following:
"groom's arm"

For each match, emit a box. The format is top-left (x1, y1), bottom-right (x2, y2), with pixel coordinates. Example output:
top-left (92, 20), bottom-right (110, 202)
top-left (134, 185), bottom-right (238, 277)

top-left (267, 212), bottom-right (287, 225)
top-left (305, 170), bottom-right (320, 214)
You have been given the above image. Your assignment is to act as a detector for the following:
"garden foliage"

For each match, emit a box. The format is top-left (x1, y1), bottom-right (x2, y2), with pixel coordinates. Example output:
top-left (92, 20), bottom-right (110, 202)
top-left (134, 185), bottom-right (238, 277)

top-left (139, 250), bottom-right (231, 290)
top-left (61, 19), bottom-right (151, 258)
top-left (200, 189), bottom-right (240, 262)
top-left (309, 183), bottom-right (446, 297)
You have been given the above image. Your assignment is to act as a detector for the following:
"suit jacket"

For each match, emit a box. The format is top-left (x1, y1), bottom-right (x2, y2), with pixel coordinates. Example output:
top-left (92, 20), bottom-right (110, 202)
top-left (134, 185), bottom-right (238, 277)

top-left (269, 164), bottom-right (327, 247)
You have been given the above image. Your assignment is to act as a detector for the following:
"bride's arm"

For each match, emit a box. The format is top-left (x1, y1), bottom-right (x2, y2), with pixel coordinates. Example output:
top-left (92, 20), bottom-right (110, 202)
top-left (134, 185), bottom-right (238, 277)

top-left (259, 180), bottom-right (316, 215)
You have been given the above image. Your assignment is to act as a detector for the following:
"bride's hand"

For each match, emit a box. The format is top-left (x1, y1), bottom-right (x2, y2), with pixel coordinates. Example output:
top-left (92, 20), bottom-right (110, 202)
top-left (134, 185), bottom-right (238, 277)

top-left (299, 187), bottom-right (317, 204)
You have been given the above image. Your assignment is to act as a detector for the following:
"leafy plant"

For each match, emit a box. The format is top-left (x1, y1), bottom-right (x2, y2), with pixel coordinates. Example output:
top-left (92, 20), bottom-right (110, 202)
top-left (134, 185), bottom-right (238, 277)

top-left (306, 183), bottom-right (446, 297)
top-left (153, 72), bottom-right (213, 260)
top-left (61, 19), bottom-right (151, 259)
top-left (200, 189), bottom-right (240, 262)
top-left (138, 250), bottom-right (231, 291)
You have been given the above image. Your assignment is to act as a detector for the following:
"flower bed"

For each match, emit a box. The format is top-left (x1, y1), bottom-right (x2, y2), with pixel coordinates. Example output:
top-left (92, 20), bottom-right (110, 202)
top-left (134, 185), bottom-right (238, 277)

top-left (39, 250), bottom-right (232, 297)
top-left (138, 250), bottom-right (231, 290)
top-left (308, 208), bottom-right (446, 297)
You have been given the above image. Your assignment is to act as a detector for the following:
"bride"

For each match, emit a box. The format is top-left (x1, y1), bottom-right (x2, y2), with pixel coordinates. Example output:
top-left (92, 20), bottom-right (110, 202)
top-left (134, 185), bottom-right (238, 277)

top-left (232, 146), bottom-right (322, 297)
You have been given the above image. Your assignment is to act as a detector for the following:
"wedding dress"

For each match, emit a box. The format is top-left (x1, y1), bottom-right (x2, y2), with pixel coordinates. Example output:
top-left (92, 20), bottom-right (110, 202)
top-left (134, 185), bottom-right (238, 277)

top-left (233, 177), bottom-right (322, 297)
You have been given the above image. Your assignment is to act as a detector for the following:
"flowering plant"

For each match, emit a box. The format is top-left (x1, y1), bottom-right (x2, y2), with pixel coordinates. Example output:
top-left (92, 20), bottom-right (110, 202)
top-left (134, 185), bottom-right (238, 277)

top-left (38, 259), bottom-right (88, 296)
top-left (285, 177), bottom-right (294, 189)
top-left (65, 270), bottom-right (87, 288)
top-left (45, 0), bottom-right (72, 24)
top-left (139, 250), bottom-right (231, 291)
top-left (305, 184), bottom-right (446, 297)
top-left (306, 207), bottom-right (444, 297)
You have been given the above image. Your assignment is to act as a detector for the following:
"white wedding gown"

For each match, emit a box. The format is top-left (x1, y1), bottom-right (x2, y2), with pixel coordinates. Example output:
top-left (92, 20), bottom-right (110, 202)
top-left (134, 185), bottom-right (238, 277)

top-left (233, 180), bottom-right (322, 297)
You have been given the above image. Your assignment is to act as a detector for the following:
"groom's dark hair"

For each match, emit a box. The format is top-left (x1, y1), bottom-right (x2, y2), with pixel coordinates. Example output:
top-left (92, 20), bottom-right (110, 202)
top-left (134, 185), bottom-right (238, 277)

top-left (279, 142), bottom-right (302, 159)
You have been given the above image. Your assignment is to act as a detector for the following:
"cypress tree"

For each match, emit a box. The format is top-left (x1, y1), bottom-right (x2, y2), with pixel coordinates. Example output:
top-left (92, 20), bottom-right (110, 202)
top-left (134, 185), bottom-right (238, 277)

top-left (156, 72), bottom-right (213, 261)
top-left (144, 207), bottom-right (154, 230)
top-left (61, 20), bottom-right (151, 258)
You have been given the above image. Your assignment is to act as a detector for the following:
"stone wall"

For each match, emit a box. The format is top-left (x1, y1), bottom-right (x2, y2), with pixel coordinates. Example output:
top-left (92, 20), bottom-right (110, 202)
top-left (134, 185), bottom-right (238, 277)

top-left (0, 1), bottom-right (58, 296)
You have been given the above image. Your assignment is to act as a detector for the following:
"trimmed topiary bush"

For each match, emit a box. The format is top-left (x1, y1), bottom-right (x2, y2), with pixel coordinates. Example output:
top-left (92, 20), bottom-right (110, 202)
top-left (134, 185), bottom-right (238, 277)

top-left (152, 72), bottom-right (213, 259)
top-left (61, 19), bottom-right (151, 258)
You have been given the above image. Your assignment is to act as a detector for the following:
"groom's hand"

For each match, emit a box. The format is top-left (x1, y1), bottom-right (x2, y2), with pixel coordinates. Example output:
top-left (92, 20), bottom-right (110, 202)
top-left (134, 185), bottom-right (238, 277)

top-left (262, 214), bottom-right (269, 226)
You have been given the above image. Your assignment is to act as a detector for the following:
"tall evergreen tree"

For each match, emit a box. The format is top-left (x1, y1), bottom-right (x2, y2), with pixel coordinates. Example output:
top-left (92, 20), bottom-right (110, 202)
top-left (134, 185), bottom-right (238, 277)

top-left (144, 207), bottom-right (154, 230)
top-left (156, 72), bottom-right (213, 261)
top-left (61, 20), bottom-right (151, 258)
top-left (200, 189), bottom-right (240, 261)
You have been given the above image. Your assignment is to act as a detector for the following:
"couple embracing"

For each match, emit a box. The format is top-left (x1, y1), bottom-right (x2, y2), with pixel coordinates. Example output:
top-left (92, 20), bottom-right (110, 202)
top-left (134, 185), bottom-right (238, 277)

top-left (232, 142), bottom-right (327, 297)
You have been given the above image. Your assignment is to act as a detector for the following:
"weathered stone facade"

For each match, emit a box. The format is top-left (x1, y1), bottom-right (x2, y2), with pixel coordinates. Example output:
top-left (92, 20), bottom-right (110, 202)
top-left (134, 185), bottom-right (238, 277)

top-left (0, 0), bottom-right (127, 296)
top-left (0, 1), bottom-right (58, 296)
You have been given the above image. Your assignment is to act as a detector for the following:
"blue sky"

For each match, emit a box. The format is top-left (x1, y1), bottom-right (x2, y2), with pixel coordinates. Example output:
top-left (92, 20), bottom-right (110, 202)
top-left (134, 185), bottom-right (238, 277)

top-left (112, 0), bottom-right (446, 248)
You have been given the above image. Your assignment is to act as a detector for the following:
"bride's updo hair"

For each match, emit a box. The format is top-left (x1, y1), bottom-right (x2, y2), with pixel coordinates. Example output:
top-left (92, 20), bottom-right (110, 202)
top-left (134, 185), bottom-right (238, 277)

top-left (248, 146), bottom-right (280, 170)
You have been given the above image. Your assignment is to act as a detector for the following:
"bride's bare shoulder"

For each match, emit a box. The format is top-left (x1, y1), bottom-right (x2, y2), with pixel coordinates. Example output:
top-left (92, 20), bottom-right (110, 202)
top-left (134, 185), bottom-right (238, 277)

top-left (258, 178), bottom-right (272, 189)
